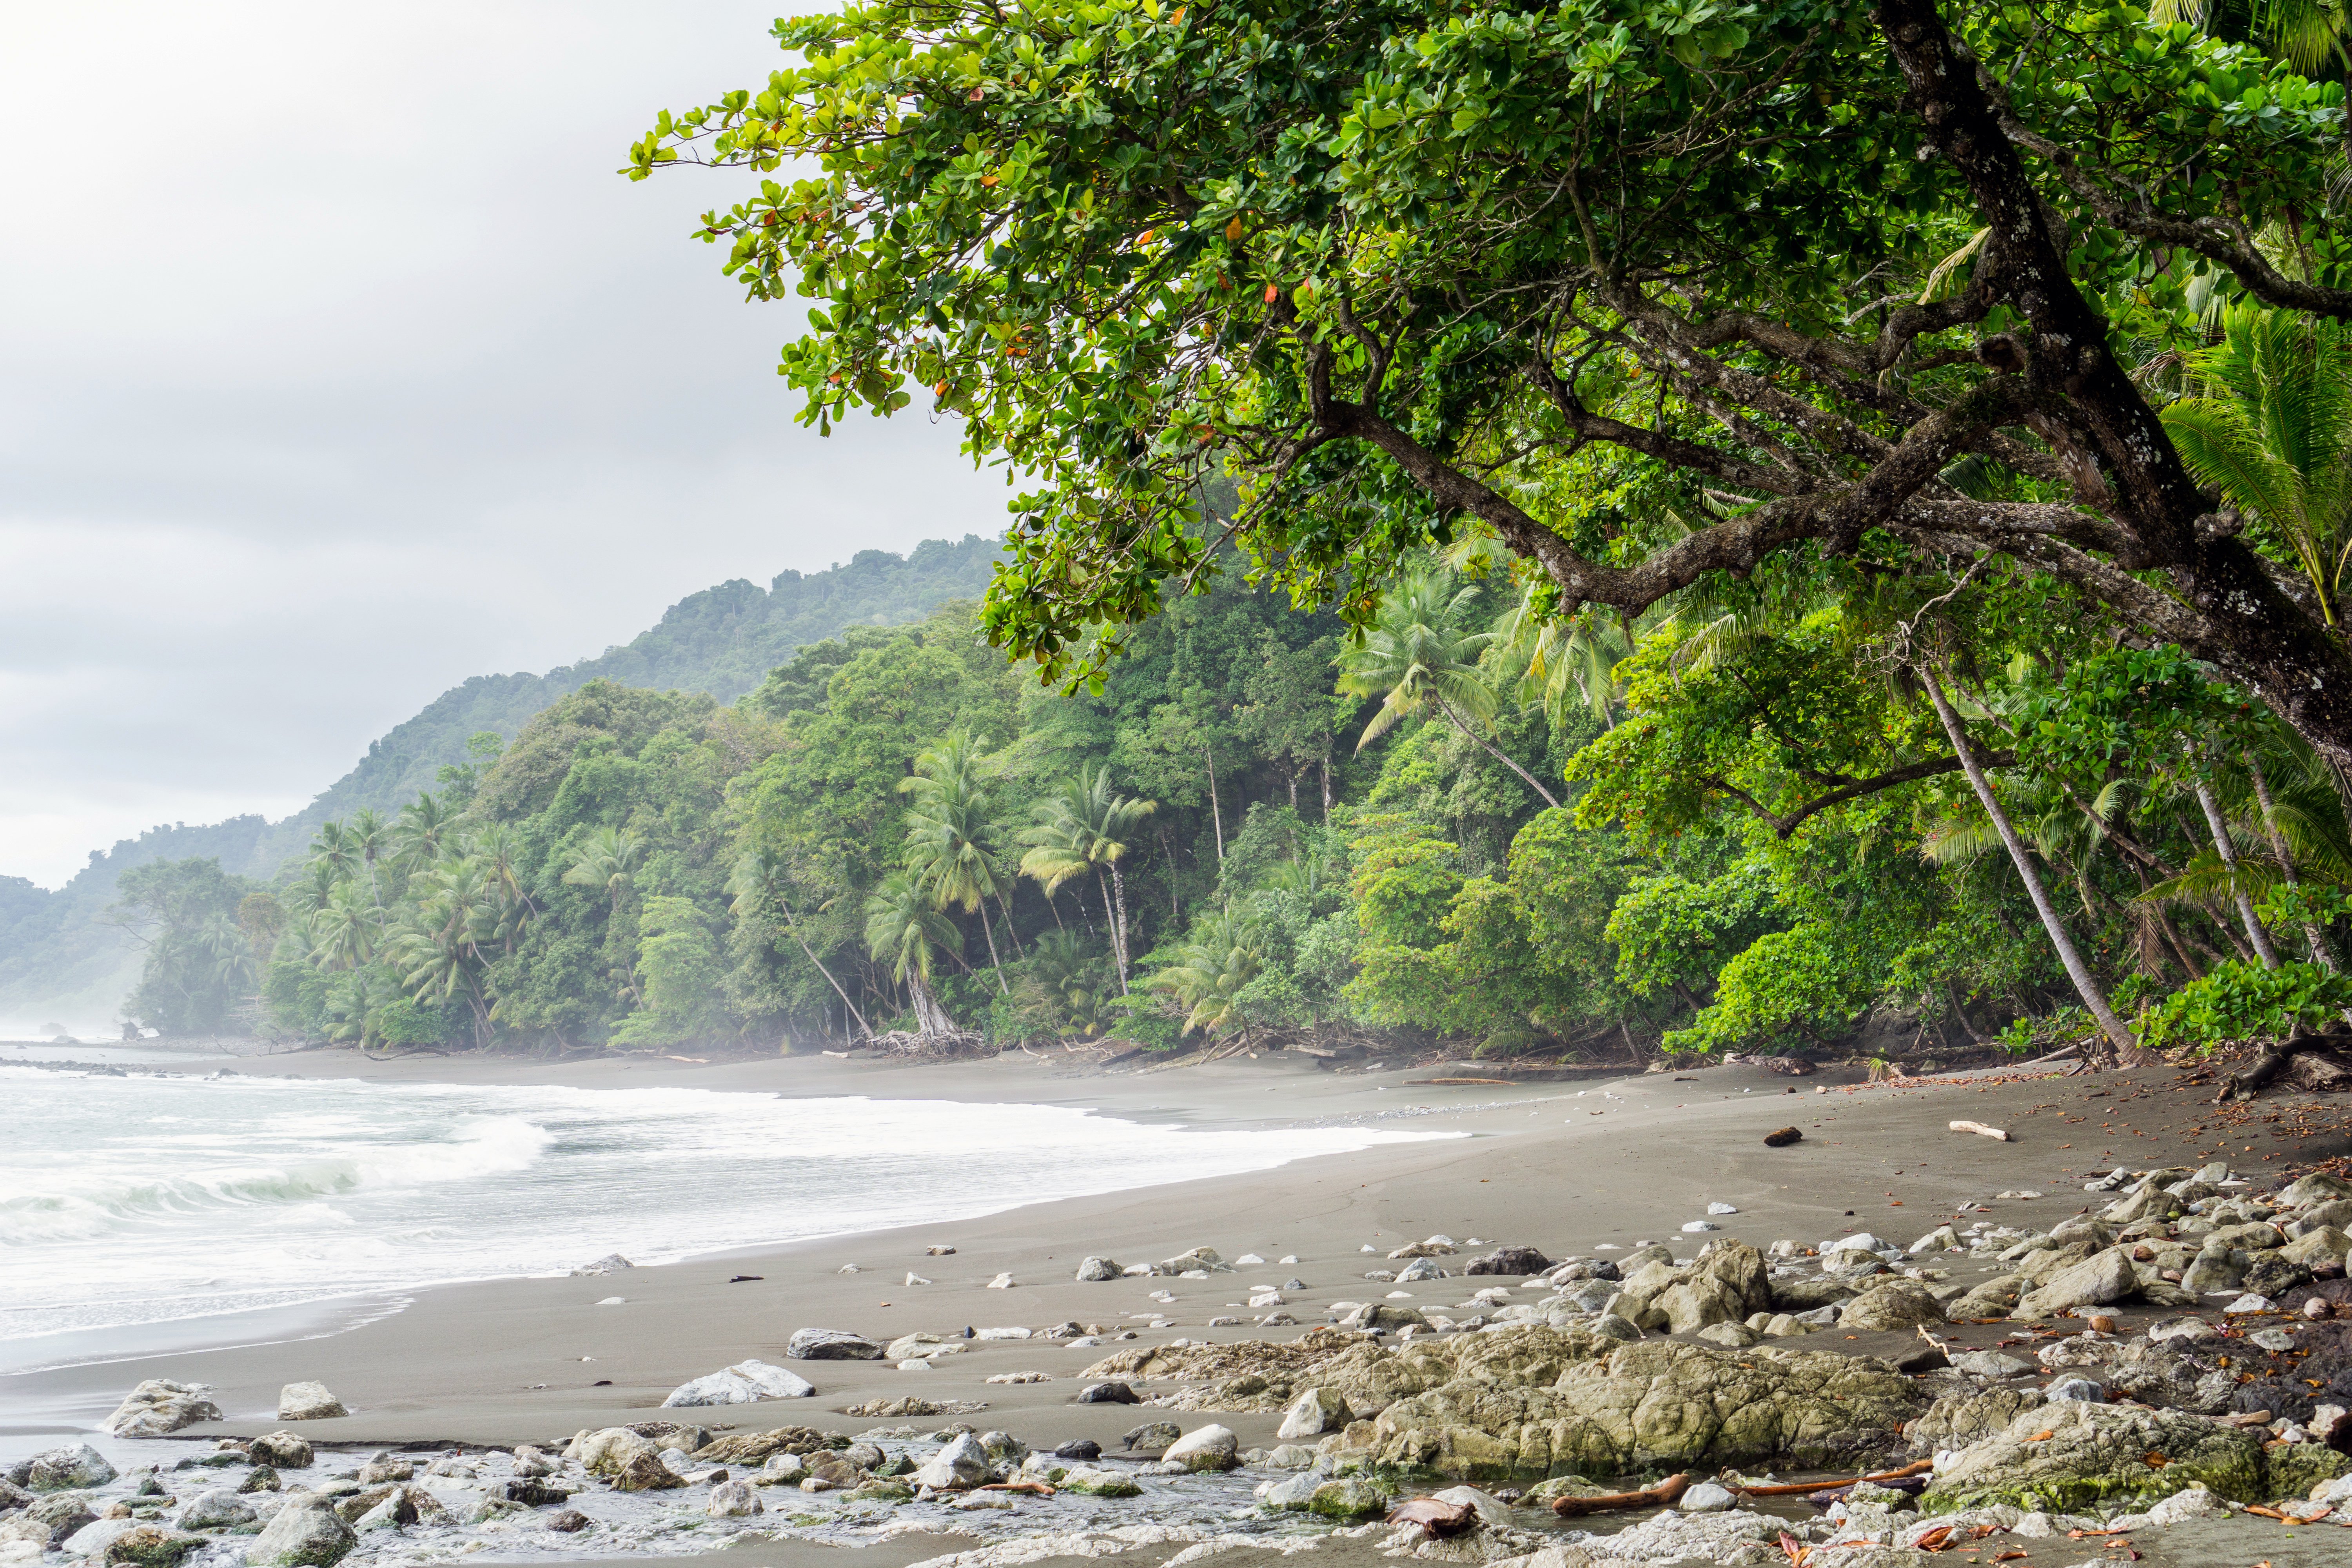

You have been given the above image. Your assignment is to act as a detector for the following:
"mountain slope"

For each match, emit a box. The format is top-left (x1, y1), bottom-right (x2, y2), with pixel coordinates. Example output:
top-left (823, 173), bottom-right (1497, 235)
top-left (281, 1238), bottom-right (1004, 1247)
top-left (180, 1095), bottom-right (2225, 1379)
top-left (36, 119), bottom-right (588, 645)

top-left (0, 537), bottom-right (1002, 1031)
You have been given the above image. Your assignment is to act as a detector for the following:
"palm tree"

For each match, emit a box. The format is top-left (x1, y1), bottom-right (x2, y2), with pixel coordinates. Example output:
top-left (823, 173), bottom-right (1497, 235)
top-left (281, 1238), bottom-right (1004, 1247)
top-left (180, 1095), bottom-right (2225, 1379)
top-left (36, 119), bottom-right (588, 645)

top-left (898, 731), bottom-right (1018, 990)
top-left (310, 881), bottom-right (377, 971)
top-left (562, 826), bottom-right (645, 917)
top-left (2161, 303), bottom-right (2352, 624)
top-left (1015, 929), bottom-right (1114, 1039)
top-left (1018, 765), bottom-right (1155, 992)
top-left (1338, 571), bottom-right (1561, 808)
top-left (346, 809), bottom-right (392, 908)
top-left (1489, 588), bottom-right (1640, 730)
top-left (864, 872), bottom-right (963, 1039)
top-left (392, 792), bottom-right (457, 871)
top-left (729, 847), bottom-right (871, 1038)
top-left (307, 821), bottom-right (358, 885)
top-left (1145, 912), bottom-right (1264, 1045)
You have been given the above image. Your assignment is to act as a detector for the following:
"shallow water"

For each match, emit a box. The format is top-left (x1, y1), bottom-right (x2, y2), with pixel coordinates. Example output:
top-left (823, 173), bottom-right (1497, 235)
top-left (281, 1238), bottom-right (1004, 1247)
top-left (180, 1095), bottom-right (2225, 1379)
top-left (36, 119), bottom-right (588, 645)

top-left (0, 1067), bottom-right (1441, 1360)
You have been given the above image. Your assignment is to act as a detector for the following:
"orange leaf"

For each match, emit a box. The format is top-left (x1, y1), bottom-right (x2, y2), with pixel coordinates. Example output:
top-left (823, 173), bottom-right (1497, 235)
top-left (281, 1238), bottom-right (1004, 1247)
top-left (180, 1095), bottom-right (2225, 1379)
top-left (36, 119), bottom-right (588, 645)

top-left (2142, 1451), bottom-right (2167, 1468)
top-left (2030, 1430), bottom-right (2055, 1443)
top-left (981, 173), bottom-right (999, 186)
top-left (1264, 283), bottom-right (1280, 303)
top-left (1226, 216), bottom-right (1243, 243)
top-left (1913, 1524), bottom-right (1953, 1551)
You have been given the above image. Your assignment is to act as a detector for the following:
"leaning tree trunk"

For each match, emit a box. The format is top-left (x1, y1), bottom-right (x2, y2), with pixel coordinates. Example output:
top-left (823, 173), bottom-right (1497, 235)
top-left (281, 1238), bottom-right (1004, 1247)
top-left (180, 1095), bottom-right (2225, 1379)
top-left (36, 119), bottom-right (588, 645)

top-left (1435, 698), bottom-right (1561, 809)
top-left (1920, 665), bottom-right (2136, 1062)
top-left (780, 900), bottom-right (872, 1038)
top-left (2247, 756), bottom-right (2334, 971)
top-left (1107, 864), bottom-right (1133, 994)
top-left (2191, 771), bottom-right (2280, 969)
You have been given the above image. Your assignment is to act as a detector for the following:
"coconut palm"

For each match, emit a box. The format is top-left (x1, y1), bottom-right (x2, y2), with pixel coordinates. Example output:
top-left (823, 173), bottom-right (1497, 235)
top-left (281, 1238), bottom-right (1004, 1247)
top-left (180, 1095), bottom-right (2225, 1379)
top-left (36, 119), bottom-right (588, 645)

top-left (864, 872), bottom-right (963, 1039)
top-left (1488, 589), bottom-right (1640, 730)
top-left (392, 791), bottom-right (458, 871)
top-left (309, 880), bottom-right (378, 970)
top-left (1018, 765), bottom-right (1155, 992)
top-left (1338, 571), bottom-right (1560, 808)
top-left (2161, 303), bottom-right (2352, 624)
top-left (1144, 912), bottom-right (1264, 1044)
top-left (899, 731), bottom-right (1017, 990)
top-left (307, 820), bottom-right (358, 885)
top-left (1014, 929), bottom-right (1115, 1039)
top-left (346, 808), bottom-right (392, 907)
top-left (562, 826), bottom-right (645, 917)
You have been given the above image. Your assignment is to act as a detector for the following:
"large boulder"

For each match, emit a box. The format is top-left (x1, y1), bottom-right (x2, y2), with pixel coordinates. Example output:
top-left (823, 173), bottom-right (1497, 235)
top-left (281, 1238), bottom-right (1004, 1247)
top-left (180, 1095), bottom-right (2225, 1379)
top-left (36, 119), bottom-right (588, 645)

top-left (2282, 1227), bottom-right (2352, 1267)
top-left (245, 1434), bottom-right (313, 1471)
top-left (573, 1427), bottom-right (657, 1477)
top-left (1277, 1388), bottom-right (1348, 1441)
top-left (662, 1359), bottom-right (815, 1406)
top-left (243, 1500), bottom-right (355, 1568)
top-left (25, 1446), bottom-right (115, 1492)
top-left (106, 1528), bottom-right (207, 1568)
top-left (2281, 1172), bottom-right (2352, 1207)
top-left (1838, 1279), bottom-right (1949, 1332)
top-left (176, 1490), bottom-right (258, 1532)
top-left (1073, 1256), bottom-right (1122, 1282)
top-left (2013, 1248), bottom-right (2138, 1320)
top-left (913, 1433), bottom-right (991, 1490)
top-left (1922, 1401), bottom-right (2265, 1515)
top-left (4, 1496), bottom-right (96, 1548)
top-left (276, 1383), bottom-right (345, 1422)
top-left (1161, 1425), bottom-right (1240, 1473)
top-left (1768, 1274), bottom-right (1858, 1314)
top-left (102, 1381), bottom-right (221, 1438)
top-left (1339, 1338), bottom-right (1930, 1481)
top-left (1465, 1247), bottom-right (1554, 1277)
top-left (784, 1328), bottom-right (881, 1361)
top-left (1906, 1386), bottom-right (2047, 1452)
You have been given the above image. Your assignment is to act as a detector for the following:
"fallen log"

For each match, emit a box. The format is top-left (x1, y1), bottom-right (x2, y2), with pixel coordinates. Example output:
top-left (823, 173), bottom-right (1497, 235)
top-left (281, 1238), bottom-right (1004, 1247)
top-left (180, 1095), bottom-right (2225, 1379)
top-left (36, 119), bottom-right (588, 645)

top-left (975, 1481), bottom-right (1056, 1496)
top-left (1729, 1460), bottom-right (1935, 1499)
top-left (1386, 1497), bottom-right (1476, 1535)
top-left (1550, 1474), bottom-right (1689, 1516)
top-left (2217, 1034), bottom-right (2352, 1102)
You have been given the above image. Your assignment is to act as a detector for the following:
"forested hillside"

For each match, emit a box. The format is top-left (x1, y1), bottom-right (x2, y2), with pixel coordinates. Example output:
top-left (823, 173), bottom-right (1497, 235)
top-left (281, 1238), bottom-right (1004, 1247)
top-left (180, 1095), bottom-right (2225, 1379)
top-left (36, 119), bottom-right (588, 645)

top-left (0, 539), bottom-right (999, 1030)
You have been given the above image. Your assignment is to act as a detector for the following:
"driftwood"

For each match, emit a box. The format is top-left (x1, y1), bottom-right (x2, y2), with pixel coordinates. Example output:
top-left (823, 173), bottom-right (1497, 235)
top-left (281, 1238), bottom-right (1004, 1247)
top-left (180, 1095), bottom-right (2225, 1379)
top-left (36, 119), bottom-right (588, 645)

top-left (1730, 1460), bottom-right (1934, 1499)
top-left (1949, 1120), bottom-right (2011, 1140)
top-left (1385, 1497), bottom-right (1476, 1535)
top-left (1550, 1474), bottom-right (1689, 1516)
top-left (2217, 1034), bottom-right (2352, 1102)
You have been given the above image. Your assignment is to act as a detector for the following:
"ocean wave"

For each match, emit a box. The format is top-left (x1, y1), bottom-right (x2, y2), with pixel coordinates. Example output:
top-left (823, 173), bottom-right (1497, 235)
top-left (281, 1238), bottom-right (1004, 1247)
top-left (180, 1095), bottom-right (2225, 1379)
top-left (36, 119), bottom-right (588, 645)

top-left (0, 1114), bottom-right (551, 1246)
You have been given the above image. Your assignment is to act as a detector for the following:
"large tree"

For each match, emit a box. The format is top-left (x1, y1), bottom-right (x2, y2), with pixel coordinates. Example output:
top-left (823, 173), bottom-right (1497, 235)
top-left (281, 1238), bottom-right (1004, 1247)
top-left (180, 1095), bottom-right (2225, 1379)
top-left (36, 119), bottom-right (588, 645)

top-left (635, 0), bottom-right (2352, 766)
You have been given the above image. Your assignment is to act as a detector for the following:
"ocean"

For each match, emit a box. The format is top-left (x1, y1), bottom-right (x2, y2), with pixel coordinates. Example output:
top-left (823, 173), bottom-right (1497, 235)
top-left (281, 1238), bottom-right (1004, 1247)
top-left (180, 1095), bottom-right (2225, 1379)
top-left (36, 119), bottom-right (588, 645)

top-left (0, 1061), bottom-right (1433, 1368)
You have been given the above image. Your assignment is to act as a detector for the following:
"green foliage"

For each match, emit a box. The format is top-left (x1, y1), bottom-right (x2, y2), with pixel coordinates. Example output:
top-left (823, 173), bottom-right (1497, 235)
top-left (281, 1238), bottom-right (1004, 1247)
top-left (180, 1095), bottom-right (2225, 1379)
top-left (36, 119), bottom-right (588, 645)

top-left (112, 858), bottom-right (265, 1035)
top-left (612, 896), bottom-right (730, 1045)
top-left (2139, 959), bottom-right (2352, 1050)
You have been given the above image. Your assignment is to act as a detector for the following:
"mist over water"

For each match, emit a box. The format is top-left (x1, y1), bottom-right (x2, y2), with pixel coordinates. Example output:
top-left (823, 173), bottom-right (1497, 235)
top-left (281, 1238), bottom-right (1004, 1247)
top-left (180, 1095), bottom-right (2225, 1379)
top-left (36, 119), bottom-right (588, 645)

top-left (0, 1068), bottom-right (1434, 1354)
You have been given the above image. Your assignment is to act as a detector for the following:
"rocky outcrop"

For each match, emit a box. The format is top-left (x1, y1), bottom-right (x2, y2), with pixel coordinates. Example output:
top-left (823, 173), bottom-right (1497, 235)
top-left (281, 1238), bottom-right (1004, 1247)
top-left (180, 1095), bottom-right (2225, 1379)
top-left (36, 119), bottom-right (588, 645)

top-left (24, 1445), bottom-right (116, 1492)
top-left (102, 1381), bottom-right (221, 1438)
top-left (1331, 1336), bottom-right (1930, 1480)
top-left (1923, 1402), bottom-right (2265, 1514)
top-left (1905, 1387), bottom-right (2046, 1452)
top-left (691, 1426), bottom-right (848, 1465)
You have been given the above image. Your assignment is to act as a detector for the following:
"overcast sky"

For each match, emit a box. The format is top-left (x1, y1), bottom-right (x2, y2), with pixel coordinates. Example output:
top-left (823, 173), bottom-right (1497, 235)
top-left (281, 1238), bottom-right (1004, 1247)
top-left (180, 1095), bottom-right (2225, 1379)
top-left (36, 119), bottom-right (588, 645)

top-left (0, 2), bottom-right (1002, 889)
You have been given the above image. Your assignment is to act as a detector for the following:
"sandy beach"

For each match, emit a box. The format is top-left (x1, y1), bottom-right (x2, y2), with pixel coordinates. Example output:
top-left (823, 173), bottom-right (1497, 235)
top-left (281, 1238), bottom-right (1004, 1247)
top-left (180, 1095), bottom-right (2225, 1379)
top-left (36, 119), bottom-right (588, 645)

top-left (11, 1045), bottom-right (2319, 1453)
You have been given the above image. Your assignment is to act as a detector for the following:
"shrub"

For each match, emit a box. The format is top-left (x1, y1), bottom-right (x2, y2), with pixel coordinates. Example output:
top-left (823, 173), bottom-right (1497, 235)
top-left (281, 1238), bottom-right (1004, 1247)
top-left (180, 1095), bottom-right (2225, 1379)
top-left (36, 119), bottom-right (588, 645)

top-left (2138, 960), bottom-right (2352, 1052)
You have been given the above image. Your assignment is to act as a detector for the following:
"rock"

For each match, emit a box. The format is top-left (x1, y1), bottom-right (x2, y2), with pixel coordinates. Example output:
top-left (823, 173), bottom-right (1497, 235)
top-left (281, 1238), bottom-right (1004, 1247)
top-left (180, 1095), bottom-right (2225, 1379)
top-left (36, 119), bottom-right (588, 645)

top-left (706, 1481), bottom-right (761, 1517)
top-left (26, 1448), bottom-right (115, 1493)
top-left (662, 1359), bottom-right (816, 1406)
top-left (572, 1253), bottom-right (634, 1275)
top-left (1053, 1440), bottom-right (1102, 1461)
top-left (1694, 1321), bottom-right (1757, 1348)
top-left (1058, 1466), bottom-right (1140, 1497)
top-left (175, 1490), bottom-right (255, 1532)
top-left (1305, 1479), bottom-right (1385, 1519)
top-left (543, 1511), bottom-right (592, 1534)
top-left (2283, 1227), bottom-right (2352, 1267)
top-left (1465, 1247), bottom-right (1553, 1277)
top-left (244, 1435), bottom-right (312, 1471)
top-left (102, 1527), bottom-right (205, 1568)
top-left (1839, 1279), bottom-right (1949, 1332)
top-left (242, 1500), bottom-right (355, 1568)
top-left (1677, 1481), bottom-right (1735, 1512)
top-left (1770, 1274), bottom-right (1858, 1314)
top-left (2281, 1173), bottom-right (2352, 1207)
top-left (2013, 1248), bottom-right (2138, 1320)
top-left (275, 1384), bottom-right (345, 1422)
top-left (1278, 1387), bottom-right (1348, 1440)
top-left (1950, 1350), bottom-right (2036, 1379)
top-left (987, 1273), bottom-right (1015, 1289)
top-left (2181, 1249), bottom-right (2244, 1296)
top-left (1119, 1421), bottom-right (1181, 1454)
top-left (62, 1519), bottom-right (141, 1559)
top-left (1907, 1386), bottom-right (2046, 1451)
top-left (102, 1382), bottom-right (221, 1439)
top-left (1763, 1127), bottom-right (1803, 1146)
top-left (1074, 1257), bottom-right (1122, 1282)
top-left (1076, 1382), bottom-right (1138, 1405)
top-left (913, 1434), bottom-right (991, 1490)
top-left (2047, 1377), bottom-right (2105, 1403)
top-left (1680, 1221), bottom-right (1719, 1234)
top-left (1161, 1425), bottom-right (1239, 1472)
top-left (1395, 1258), bottom-right (1445, 1283)
top-left (354, 1456), bottom-right (411, 1485)
top-left (236, 1471), bottom-right (277, 1495)
top-left (5, 1497), bottom-right (96, 1548)
top-left (1258, 1473), bottom-right (1321, 1510)
top-left (1922, 1401), bottom-right (2265, 1514)
top-left (786, 1328), bottom-right (882, 1360)
top-left (611, 1450), bottom-right (686, 1492)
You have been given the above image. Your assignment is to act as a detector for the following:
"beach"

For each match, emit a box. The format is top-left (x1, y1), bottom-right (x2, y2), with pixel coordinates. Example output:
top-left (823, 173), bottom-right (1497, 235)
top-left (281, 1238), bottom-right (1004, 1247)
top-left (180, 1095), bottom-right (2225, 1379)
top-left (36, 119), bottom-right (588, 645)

top-left (8, 1045), bottom-right (2289, 1449)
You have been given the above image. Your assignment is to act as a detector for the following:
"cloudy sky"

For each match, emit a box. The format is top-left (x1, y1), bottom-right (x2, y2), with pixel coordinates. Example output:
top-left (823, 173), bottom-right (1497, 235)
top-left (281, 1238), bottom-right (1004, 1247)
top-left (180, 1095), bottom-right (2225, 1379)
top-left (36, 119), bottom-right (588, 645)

top-left (0, 2), bottom-right (1000, 889)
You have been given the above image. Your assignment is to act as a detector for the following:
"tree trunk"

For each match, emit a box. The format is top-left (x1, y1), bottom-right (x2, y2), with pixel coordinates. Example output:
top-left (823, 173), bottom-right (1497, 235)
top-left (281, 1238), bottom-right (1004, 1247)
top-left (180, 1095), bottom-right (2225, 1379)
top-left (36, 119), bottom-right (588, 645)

top-left (1320, 753), bottom-right (1333, 817)
top-left (1205, 745), bottom-right (1226, 862)
top-left (994, 890), bottom-right (1026, 958)
top-left (2248, 755), bottom-right (2335, 970)
top-left (779, 900), bottom-right (871, 1038)
top-left (1288, 772), bottom-right (1298, 812)
top-left (978, 906), bottom-right (1009, 995)
top-left (1434, 697), bottom-right (1561, 809)
top-left (1108, 864), bottom-right (1133, 993)
top-left (908, 974), bottom-right (957, 1041)
top-left (1920, 664), bottom-right (2136, 1061)
top-left (2191, 773), bottom-right (2280, 969)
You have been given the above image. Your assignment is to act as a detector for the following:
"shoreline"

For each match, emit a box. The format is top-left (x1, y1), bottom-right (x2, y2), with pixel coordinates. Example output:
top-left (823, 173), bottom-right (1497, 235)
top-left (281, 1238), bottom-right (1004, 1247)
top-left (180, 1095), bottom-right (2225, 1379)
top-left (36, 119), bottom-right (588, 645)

top-left (11, 1044), bottom-right (2299, 1457)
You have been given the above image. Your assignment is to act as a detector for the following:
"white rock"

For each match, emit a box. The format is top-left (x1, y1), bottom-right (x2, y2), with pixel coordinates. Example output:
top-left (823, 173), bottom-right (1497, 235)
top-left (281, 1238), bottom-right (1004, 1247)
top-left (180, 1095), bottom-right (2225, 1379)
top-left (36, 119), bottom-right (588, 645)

top-left (906, 1273), bottom-right (931, 1286)
top-left (1681, 1221), bottom-right (1719, 1233)
top-left (1235, 1254), bottom-right (1266, 1266)
top-left (62, 1520), bottom-right (141, 1559)
top-left (1162, 1425), bottom-right (1240, 1472)
top-left (707, 1480), bottom-right (762, 1517)
top-left (897, 1359), bottom-right (935, 1371)
top-left (976, 1326), bottom-right (1033, 1339)
top-left (102, 1379), bottom-right (221, 1437)
top-left (1677, 1481), bottom-right (1736, 1512)
top-left (2145, 1485), bottom-right (2225, 1526)
top-left (987, 1272), bottom-right (1015, 1289)
top-left (595, 1296), bottom-right (626, 1306)
top-left (661, 1358), bottom-right (815, 1407)
top-left (1279, 1255), bottom-right (1299, 1265)
top-left (1706, 1203), bottom-right (1739, 1216)
top-left (277, 1381), bottom-right (347, 1421)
